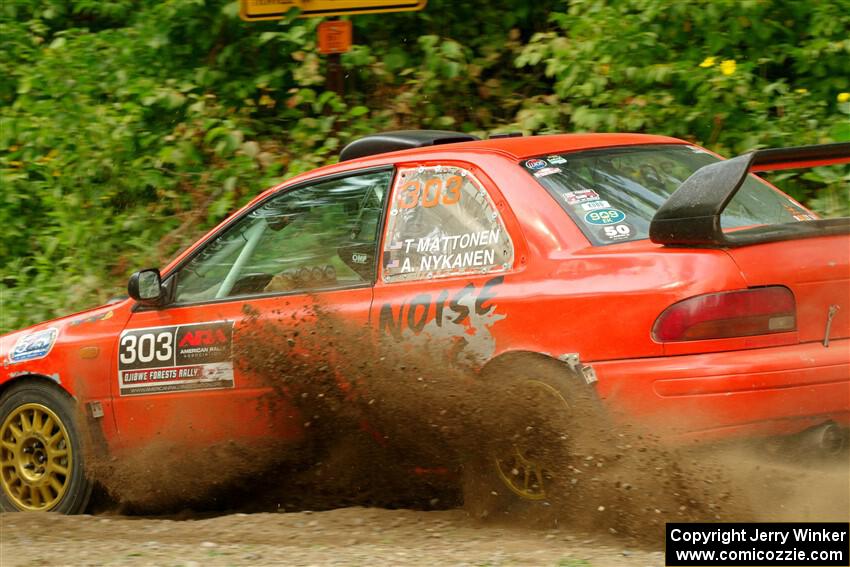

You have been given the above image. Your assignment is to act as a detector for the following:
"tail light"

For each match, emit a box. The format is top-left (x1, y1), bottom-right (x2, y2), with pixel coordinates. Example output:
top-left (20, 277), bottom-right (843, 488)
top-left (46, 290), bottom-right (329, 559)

top-left (652, 286), bottom-right (796, 342)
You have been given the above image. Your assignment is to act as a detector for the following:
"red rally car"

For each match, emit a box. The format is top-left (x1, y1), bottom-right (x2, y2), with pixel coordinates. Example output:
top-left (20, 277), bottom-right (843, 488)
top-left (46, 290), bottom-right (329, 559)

top-left (1, 131), bottom-right (849, 514)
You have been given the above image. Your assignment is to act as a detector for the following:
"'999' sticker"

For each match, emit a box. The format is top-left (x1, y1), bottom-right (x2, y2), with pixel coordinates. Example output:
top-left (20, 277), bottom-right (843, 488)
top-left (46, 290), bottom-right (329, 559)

top-left (584, 209), bottom-right (626, 225)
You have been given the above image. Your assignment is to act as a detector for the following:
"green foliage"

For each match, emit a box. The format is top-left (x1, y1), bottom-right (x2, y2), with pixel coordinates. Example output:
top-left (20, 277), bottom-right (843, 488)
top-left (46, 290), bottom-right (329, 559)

top-left (515, 0), bottom-right (850, 211)
top-left (1, 0), bottom-right (848, 333)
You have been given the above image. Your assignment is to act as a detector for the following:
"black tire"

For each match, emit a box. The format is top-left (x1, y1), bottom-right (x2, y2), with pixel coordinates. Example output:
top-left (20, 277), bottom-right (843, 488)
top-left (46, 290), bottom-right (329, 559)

top-left (461, 355), bottom-right (602, 521)
top-left (0, 381), bottom-right (93, 513)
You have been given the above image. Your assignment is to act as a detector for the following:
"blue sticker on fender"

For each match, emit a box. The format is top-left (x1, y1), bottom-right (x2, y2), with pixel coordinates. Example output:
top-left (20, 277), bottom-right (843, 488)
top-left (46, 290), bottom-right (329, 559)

top-left (10, 328), bottom-right (59, 363)
top-left (584, 209), bottom-right (626, 225)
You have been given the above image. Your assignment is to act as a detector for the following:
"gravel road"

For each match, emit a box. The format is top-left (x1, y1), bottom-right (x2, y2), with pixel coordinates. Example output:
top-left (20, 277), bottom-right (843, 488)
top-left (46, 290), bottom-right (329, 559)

top-left (1, 507), bottom-right (661, 566)
top-left (1, 452), bottom-right (846, 567)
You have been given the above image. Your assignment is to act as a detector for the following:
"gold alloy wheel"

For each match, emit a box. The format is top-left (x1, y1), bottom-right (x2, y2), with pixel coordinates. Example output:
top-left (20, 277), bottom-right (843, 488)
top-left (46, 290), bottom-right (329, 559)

top-left (493, 380), bottom-right (569, 501)
top-left (0, 403), bottom-right (72, 511)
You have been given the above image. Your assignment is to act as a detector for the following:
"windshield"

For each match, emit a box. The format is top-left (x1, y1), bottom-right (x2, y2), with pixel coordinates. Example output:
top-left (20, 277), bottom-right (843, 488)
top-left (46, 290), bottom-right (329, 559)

top-left (522, 144), bottom-right (815, 245)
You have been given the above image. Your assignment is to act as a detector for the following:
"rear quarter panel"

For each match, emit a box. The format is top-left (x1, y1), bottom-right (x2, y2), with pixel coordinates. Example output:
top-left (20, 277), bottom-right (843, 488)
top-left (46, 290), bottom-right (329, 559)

top-left (724, 235), bottom-right (850, 343)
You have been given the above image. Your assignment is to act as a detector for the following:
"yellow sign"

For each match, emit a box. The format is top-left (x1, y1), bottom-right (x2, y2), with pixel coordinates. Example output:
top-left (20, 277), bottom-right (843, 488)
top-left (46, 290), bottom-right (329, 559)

top-left (240, 0), bottom-right (426, 21)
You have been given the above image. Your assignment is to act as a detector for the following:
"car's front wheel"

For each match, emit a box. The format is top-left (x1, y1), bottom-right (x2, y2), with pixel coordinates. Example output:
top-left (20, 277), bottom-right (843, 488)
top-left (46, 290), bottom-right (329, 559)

top-left (0, 381), bottom-right (92, 513)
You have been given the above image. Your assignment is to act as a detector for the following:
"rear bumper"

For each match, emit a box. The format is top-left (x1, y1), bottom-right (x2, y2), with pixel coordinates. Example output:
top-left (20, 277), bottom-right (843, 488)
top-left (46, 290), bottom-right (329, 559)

top-left (592, 339), bottom-right (850, 442)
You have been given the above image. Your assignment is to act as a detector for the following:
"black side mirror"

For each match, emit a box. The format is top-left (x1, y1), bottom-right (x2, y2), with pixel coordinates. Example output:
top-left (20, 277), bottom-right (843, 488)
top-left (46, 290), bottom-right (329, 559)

top-left (128, 268), bottom-right (164, 306)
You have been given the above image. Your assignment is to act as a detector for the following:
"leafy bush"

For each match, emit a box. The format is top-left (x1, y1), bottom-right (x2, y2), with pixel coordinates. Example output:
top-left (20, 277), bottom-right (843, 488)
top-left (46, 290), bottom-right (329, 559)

top-left (515, 0), bottom-right (850, 212)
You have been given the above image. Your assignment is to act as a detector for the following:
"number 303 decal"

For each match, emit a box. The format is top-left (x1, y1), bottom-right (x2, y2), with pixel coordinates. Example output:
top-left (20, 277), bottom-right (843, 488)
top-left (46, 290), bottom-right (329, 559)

top-left (398, 176), bottom-right (462, 209)
top-left (119, 331), bottom-right (173, 364)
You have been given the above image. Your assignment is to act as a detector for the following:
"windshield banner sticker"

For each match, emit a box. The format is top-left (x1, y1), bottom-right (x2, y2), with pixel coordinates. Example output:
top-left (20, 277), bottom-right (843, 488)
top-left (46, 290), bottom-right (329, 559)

top-left (10, 328), bottom-right (59, 363)
top-left (117, 321), bottom-right (234, 396)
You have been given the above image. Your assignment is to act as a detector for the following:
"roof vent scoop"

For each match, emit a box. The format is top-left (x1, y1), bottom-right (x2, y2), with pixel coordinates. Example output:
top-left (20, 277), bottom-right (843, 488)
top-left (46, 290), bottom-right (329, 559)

top-left (339, 130), bottom-right (479, 162)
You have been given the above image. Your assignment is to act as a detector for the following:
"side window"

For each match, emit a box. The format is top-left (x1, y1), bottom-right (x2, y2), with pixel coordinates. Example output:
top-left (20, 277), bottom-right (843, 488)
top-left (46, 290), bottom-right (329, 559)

top-left (382, 165), bottom-right (514, 282)
top-left (173, 169), bottom-right (392, 303)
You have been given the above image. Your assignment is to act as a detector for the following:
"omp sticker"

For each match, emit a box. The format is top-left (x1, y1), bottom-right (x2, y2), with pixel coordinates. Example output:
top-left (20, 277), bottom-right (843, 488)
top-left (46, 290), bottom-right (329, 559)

top-left (580, 200), bottom-right (611, 211)
top-left (562, 189), bottom-right (599, 205)
top-left (584, 209), bottom-right (626, 225)
top-left (525, 158), bottom-right (546, 170)
top-left (118, 321), bottom-right (234, 396)
top-left (9, 328), bottom-right (58, 363)
top-left (533, 167), bottom-right (561, 178)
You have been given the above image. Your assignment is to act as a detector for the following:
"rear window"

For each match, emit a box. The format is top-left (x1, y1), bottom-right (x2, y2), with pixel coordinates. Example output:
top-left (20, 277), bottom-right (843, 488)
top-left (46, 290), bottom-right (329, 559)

top-left (522, 144), bottom-right (815, 245)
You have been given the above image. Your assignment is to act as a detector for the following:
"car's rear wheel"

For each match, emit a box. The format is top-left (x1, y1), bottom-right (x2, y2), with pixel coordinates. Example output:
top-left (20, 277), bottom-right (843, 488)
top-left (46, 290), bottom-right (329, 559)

top-left (0, 381), bottom-right (92, 513)
top-left (462, 356), bottom-right (600, 520)
top-left (491, 379), bottom-right (568, 502)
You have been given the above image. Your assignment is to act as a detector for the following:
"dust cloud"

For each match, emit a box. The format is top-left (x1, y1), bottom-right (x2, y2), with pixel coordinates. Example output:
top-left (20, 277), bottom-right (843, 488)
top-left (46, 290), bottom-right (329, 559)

top-left (80, 306), bottom-right (848, 542)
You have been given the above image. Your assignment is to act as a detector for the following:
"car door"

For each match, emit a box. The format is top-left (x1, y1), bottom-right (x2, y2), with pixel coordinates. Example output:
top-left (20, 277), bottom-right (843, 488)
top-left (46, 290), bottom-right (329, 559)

top-left (370, 162), bottom-right (518, 368)
top-left (110, 167), bottom-right (393, 452)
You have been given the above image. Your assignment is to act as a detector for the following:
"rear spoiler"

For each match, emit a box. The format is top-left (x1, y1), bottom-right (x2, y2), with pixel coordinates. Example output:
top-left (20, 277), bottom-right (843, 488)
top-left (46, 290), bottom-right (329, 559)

top-left (649, 142), bottom-right (850, 247)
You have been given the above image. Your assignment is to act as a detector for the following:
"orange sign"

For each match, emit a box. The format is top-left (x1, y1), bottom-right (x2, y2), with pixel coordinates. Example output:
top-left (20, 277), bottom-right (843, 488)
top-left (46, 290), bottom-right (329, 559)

top-left (240, 0), bottom-right (426, 21)
top-left (317, 20), bottom-right (353, 54)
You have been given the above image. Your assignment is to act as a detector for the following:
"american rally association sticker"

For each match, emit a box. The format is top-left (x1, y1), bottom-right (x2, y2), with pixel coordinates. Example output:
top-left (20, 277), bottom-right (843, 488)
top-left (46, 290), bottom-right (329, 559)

top-left (563, 189), bottom-right (600, 205)
top-left (533, 166), bottom-right (561, 178)
top-left (10, 328), bottom-right (59, 363)
top-left (584, 208), bottom-right (626, 225)
top-left (525, 158), bottom-right (547, 170)
top-left (117, 321), bottom-right (235, 396)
